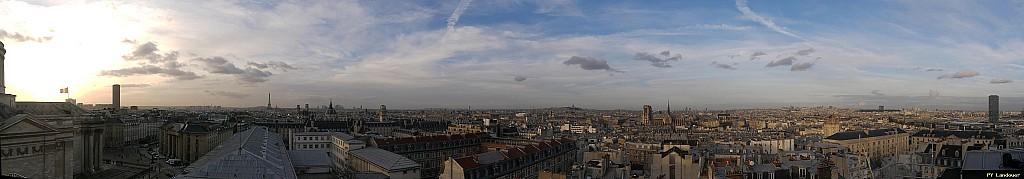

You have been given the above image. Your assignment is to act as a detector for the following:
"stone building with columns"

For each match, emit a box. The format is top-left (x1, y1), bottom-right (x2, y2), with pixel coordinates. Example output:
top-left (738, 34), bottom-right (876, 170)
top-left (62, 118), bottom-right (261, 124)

top-left (0, 40), bottom-right (107, 178)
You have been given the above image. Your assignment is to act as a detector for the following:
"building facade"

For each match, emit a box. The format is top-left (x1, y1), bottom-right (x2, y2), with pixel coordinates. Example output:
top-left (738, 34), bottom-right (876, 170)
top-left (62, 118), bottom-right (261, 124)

top-left (348, 147), bottom-right (421, 179)
top-left (642, 104), bottom-right (652, 125)
top-left (440, 138), bottom-right (576, 179)
top-left (293, 132), bottom-right (334, 150)
top-left (371, 132), bottom-right (487, 178)
top-left (989, 95), bottom-right (999, 123)
top-left (823, 128), bottom-right (910, 162)
top-left (159, 123), bottom-right (233, 164)
top-left (823, 116), bottom-right (841, 137)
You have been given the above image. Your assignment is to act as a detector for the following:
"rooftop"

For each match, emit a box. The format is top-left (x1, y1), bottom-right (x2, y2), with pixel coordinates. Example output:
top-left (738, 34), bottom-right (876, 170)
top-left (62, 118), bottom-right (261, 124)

top-left (825, 128), bottom-right (906, 140)
top-left (288, 150), bottom-right (332, 167)
top-left (348, 147), bottom-right (420, 171)
top-left (175, 127), bottom-right (297, 179)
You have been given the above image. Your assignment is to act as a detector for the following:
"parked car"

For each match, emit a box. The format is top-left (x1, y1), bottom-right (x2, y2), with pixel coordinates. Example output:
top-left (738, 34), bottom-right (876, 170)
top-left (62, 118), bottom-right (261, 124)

top-left (166, 159), bottom-right (182, 166)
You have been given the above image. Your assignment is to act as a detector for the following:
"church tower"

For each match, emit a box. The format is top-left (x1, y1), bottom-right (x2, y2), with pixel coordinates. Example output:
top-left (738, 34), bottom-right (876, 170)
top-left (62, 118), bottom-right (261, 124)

top-left (664, 99), bottom-right (675, 124)
top-left (823, 115), bottom-right (841, 137)
top-left (378, 104), bottom-right (387, 122)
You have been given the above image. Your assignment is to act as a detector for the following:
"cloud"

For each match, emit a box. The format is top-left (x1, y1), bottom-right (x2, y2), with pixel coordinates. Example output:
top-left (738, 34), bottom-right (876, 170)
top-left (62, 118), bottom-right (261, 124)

top-left (237, 68), bottom-right (273, 83)
top-left (101, 41), bottom-right (204, 80)
top-left (790, 62), bottom-right (814, 71)
top-left (711, 61), bottom-right (737, 70)
top-left (795, 48), bottom-right (815, 56)
top-left (871, 90), bottom-right (885, 96)
top-left (100, 65), bottom-right (201, 80)
top-left (447, 0), bottom-right (474, 31)
top-left (195, 57), bottom-right (245, 74)
top-left (685, 24), bottom-right (752, 31)
top-left (937, 75), bottom-right (950, 80)
top-left (734, 0), bottom-right (804, 40)
top-left (924, 68), bottom-right (944, 72)
top-left (247, 61), bottom-right (297, 71)
top-left (204, 90), bottom-right (250, 99)
top-left (633, 51), bottom-right (682, 68)
top-left (950, 70), bottom-right (980, 78)
top-left (514, 76), bottom-right (527, 82)
top-left (991, 79), bottom-right (1014, 84)
top-left (765, 56), bottom-right (796, 67)
top-left (119, 83), bottom-right (151, 88)
top-left (0, 29), bottom-right (52, 42)
top-left (564, 56), bottom-right (623, 72)
top-left (749, 51), bottom-right (766, 60)
top-left (194, 57), bottom-right (278, 83)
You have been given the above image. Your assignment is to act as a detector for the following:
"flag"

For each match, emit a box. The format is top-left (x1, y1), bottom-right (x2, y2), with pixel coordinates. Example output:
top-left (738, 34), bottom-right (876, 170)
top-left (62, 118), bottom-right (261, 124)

top-left (60, 87), bottom-right (69, 93)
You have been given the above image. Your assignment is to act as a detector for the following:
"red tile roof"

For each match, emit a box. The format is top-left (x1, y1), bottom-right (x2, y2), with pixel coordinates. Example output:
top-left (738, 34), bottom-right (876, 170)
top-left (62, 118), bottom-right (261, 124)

top-left (506, 148), bottom-right (526, 158)
top-left (454, 156), bottom-right (481, 169)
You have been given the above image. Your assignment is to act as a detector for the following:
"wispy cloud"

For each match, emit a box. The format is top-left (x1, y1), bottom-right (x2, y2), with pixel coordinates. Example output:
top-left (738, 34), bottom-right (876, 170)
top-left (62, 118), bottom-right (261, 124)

top-left (951, 70), bottom-right (980, 79)
top-left (447, 0), bottom-right (474, 32)
top-left (564, 56), bottom-right (623, 72)
top-left (711, 61), bottom-right (737, 70)
top-left (204, 90), bottom-right (250, 99)
top-left (749, 51), bottom-right (766, 60)
top-left (633, 51), bottom-right (682, 68)
top-left (685, 24), bottom-right (752, 31)
top-left (765, 56), bottom-right (796, 67)
top-left (194, 57), bottom-right (287, 83)
top-left (734, 0), bottom-right (805, 40)
top-left (100, 41), bottom-right (201, 80)
top-left (795, 48), bottom-right (815, 56)
top-left (119, 83), bottom-right (151, 88)
top-left (790, 62), bottom-right (814, 71)
top-left (514, 75), bottom-right (527, 82)
top-left (991, 79), bottom-right (1013, 84)
top-left (871, 90), bottom-right (885, 96)
top-left (0, 29), bottom-right (52, 42)
top-left (247, 61), bottom-right (298, 71)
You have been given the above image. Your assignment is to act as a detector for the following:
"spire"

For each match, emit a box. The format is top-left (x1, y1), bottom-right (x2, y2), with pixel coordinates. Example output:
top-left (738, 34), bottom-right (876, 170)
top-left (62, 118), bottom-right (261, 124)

top-left (266, 93), bottom-right (272, 109)
top-left (667, 98), bottom-right (671, 113)
top-left (329, 99), bottom-right (334, 109)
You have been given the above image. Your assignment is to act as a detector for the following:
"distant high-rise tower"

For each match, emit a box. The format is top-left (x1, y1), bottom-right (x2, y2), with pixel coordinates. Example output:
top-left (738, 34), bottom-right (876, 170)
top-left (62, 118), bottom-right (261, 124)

top-left (267, 93), bottom-right (272, 110)
top-left (379, 104), bottom-right (387, 122)
top-left (823, 115), bottom-right (841, 137)
top-left (642, 104), bottom-right (652, 125)
top-left (112, 84), bottom-right (120, 112)
top-left (989, 95), bottom-right (999, 123)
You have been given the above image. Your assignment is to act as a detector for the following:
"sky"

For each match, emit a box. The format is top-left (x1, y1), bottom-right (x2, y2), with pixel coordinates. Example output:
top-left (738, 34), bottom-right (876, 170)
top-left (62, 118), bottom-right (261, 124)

top-left (0, 0), bottom-right (1022, 110)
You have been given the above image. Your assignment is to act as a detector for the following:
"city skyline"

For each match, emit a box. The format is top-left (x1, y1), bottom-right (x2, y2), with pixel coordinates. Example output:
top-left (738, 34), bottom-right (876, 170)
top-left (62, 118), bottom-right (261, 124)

top-left (1, 1), bottom-right (1022, 110)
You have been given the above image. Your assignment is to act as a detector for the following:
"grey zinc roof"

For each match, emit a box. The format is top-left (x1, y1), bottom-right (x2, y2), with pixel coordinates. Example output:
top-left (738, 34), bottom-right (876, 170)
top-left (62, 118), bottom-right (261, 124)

top-left (288, 150), bottom-right (332, 167)
top-left (14, 102), bottom-right (88, 116)
top-left (348, 147), bottom-right (420, 171)
top-left (825, 128), bottom-right (906, 140)
top-left (332, 132), bottom-right (355, 140)
top-left (963, 148), bottom-right (1024, 171)
top-left (175, 127), bottom-right (297, 179)
top-left (476, 151), bottom-right (508, 165)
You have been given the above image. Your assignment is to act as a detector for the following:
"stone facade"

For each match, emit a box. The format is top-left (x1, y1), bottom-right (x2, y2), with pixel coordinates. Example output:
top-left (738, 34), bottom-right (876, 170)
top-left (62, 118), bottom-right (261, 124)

top-left (0, 114), bottom-right (76, 179)
top-left (159, 123), bottom-right (232, 165)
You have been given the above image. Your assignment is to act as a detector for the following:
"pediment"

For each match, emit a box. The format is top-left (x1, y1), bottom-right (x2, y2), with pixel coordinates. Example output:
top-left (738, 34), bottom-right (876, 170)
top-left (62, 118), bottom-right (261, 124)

top-left (1, 114), bottom-right (59, 134)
